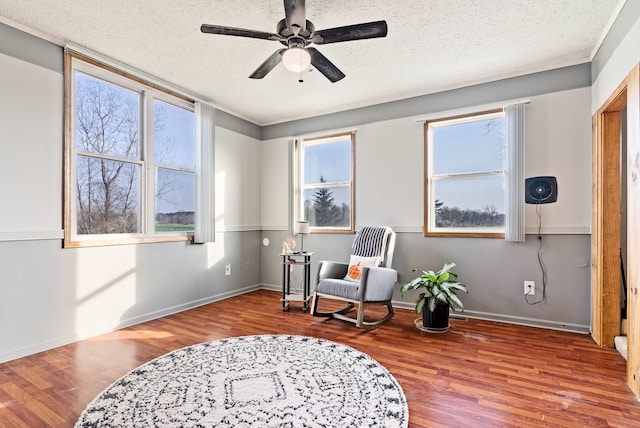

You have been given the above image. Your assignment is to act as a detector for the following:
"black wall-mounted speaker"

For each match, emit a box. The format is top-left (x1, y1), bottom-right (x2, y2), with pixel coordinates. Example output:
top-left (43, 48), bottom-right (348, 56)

top-left (525, 176), bottom-right (558, 204)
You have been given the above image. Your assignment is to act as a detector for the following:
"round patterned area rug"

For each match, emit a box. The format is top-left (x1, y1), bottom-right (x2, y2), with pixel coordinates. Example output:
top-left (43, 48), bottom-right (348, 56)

top-left (76, 334), bottom-right (408, 427)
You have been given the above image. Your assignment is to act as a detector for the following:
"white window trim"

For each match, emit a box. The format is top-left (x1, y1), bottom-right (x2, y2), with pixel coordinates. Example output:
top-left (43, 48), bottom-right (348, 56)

top-left (64, 53), bottom-right (201, 247)
top-left (425, 109), bottom-right (507, 237)
top-left (294, 133), bottom-right (355, 234)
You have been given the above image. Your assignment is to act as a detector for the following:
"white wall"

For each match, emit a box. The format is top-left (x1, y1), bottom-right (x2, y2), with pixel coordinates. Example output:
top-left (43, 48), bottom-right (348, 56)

top-left (260, 137), bottom-right (290, 231)
top-left (0, 14), bottom-right (605, 360)
top-left (592, 13), bottom-right (640, 112)
top-left (524, 88), bottom-right (592, 234)
top-left (214, 126), bottom-right (261, 231)
top-left (259, 87), bottom-right (593, 331)
top-left (355, 119), bottom-right (424, 231)
top-left (0, 53), bottom-right (62, 241)
top-left (0, 50), bottom-right (263, 363)
top-left (261, 88), bottom-right (592, 234)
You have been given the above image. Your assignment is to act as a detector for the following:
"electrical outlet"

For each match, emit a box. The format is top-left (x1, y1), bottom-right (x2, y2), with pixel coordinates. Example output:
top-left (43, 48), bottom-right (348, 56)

top-left (225, 264), bottom-right (231, 276)
top-left (524, 280), bottom-right (535, 295)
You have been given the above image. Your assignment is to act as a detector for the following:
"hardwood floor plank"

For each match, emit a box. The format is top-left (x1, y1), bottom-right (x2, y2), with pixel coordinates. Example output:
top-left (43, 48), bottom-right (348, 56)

top-left (1, 289), bottom-right (640, 427)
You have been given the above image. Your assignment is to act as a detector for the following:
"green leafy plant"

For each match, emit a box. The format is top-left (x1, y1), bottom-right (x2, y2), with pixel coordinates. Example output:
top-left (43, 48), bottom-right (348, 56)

top-left (400, 262), bottom-right (468, 314)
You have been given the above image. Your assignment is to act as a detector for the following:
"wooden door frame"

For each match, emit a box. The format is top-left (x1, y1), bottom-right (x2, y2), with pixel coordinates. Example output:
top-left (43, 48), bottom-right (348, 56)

top-left (592, 63), bottom-right (640, 396)
top-left (591, 86), bottom-right (624, 348)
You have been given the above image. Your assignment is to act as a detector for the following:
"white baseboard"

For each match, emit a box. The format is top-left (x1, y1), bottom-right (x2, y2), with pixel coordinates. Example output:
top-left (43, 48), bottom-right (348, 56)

top-left (378, 300), bottom-right (590, 334)
top-left (262, 283), bottom-right (282, 292)
top-left (459, 309), bottom-right (590, 334)
top-left (262, 286), bottom-right (590, 335)
top-left (263, 284), bottom-right (589, 334)
top-left (1, 284), bottom-right (589, 364)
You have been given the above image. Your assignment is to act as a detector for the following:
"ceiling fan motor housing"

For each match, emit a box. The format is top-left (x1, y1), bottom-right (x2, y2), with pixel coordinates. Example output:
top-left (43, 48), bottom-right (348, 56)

top-left (276, 19), bottom-right (314, 43)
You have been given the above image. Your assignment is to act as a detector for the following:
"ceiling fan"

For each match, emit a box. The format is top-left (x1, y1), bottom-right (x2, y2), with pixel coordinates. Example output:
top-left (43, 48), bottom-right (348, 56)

top-left (200, 0), bottom-right (388, 82)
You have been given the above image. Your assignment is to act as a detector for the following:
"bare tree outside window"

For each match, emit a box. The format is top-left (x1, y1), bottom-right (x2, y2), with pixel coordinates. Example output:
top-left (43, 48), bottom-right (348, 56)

top-left (75, 74), bottom-right (141, 234)
top-left (66, 55), bottom-right (199, 247)
top-left (74, 74), bottom-right (196, 236)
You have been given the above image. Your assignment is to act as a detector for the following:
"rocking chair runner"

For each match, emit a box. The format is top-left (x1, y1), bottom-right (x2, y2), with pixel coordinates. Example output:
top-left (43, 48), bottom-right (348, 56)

top-left (311, 226), bottom-right (397, 330)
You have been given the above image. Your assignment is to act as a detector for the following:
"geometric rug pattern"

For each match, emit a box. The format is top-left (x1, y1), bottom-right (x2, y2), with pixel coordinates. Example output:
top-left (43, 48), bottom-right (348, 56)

top-left (75, 334), bottom-right (408, 427)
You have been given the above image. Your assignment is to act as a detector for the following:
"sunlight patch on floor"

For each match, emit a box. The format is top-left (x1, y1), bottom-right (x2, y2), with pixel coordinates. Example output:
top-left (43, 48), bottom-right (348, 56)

top-left (89, 330), bottom-right (174, 341)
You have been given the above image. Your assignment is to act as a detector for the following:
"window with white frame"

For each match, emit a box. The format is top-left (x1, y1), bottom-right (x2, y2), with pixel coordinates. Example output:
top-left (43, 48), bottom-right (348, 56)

top-left (65, 53), bottom-right (197, 247)
top-left (424, 109), bottom-right (506, 237)
top-left (296, 133), bottom-right (355, 233)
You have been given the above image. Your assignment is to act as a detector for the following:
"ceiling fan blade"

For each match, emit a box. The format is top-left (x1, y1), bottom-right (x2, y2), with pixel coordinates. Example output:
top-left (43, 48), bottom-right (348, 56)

top-left (249, 49), bottom-right (286, 79)
top-left (284, 0), bottom-right (306, 34)
top-left (307, 47), bottom-right (345, 83)
top-left (311, 20), bottom-right (388, 44)
top-left (201, 24), bottom-right (281, 41)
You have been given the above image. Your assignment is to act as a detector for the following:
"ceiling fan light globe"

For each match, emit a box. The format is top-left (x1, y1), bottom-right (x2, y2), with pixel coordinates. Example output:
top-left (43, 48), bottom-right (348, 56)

top-left (282, 48), bottom-right (311, 73)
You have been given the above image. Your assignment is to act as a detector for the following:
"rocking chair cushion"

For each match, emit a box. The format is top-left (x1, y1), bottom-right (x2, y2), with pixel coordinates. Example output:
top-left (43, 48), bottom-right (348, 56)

top-left (316, 278), bottom-right (360, 300)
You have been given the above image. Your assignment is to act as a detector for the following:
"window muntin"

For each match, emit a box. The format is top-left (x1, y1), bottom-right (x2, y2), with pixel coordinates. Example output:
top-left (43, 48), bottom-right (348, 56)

top-left (65, 55), bottom-right (196, 246)
top-left (425, 110), bottom-right (506, 237)
top-left (297, 133), bottom-right (354, 232)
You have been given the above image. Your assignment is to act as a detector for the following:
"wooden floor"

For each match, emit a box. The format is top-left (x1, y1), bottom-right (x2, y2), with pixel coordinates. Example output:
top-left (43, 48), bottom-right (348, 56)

top-left (1, 289), bottom-right (639, 427)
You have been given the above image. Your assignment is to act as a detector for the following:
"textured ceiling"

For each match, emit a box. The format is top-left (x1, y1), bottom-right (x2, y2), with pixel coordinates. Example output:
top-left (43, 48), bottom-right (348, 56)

top-left (0, 0), bottom-right (624, 125)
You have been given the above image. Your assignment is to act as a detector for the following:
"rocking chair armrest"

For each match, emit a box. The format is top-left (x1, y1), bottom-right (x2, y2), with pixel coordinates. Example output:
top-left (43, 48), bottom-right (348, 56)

top-left (316, 260), bottom-right (349, 283)
top-left (360, 266), bottom-right (398, 302)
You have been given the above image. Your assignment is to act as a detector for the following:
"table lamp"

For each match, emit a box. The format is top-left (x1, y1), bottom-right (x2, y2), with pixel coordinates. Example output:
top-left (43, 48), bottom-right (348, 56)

top-left (294, 221), bottom-right (309, 252)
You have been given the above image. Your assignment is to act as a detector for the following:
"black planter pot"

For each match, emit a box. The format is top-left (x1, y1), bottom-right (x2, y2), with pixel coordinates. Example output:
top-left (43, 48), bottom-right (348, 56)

top-left (422, 303), bottom-right (450, 332)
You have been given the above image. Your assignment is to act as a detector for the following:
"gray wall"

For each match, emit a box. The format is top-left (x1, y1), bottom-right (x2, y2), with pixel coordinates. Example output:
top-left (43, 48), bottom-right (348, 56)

top-left (261, 231), bottom-right (590, 331)
top-left (0, 24), bottom-right (264, 362)
top-left (260, 84), bottom-right (593, 333)
top-left (0, 233), bottom-right (261, 362)
top-left (5, 2), bottom-right (640, 360)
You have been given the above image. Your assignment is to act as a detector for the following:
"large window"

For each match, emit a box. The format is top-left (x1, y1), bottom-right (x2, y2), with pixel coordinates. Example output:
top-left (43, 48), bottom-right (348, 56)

top-left (296, 133), bottom-right (355, 233)
top-left (65, 53), bottom-right (196, 247)
top-left (425, 109), bottom-right (506, 237)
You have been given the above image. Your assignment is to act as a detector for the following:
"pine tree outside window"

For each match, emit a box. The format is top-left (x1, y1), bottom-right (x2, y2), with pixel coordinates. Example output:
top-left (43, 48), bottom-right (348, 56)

top-left (296, 133), bottom-right (355, 233)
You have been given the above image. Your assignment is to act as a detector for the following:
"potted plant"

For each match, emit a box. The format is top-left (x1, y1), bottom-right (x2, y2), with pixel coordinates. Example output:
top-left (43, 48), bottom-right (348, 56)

top-left (400, 262), bottom-right (468, 332)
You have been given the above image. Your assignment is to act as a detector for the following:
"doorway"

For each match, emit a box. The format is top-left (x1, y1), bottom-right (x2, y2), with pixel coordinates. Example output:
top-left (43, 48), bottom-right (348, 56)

top-left (592, 63), bottom-right (639, 396)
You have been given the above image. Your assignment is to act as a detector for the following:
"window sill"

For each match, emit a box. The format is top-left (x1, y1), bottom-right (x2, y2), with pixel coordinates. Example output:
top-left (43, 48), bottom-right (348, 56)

top-left (63, 234), bottom-right (193, 248)
top-left (424, 231), bottom-right (505, 239)
top-left (309, 228), bottom-right (355, 235)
